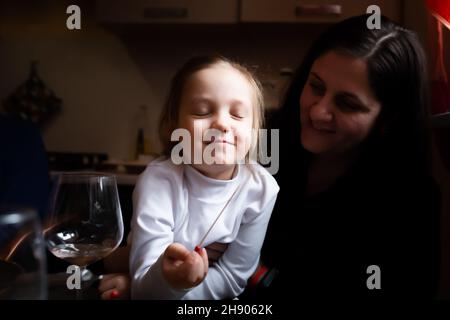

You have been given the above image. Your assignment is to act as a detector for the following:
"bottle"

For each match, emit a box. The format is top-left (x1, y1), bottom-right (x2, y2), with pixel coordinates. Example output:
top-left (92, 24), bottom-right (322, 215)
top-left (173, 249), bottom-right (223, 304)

top-left (135, 128), bottom-right (145, 159)
top-left (134, 105), bottom-right (153, 160)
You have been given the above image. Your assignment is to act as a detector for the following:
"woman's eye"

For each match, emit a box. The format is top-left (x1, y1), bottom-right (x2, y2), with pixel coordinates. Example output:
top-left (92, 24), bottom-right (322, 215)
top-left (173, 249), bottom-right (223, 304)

top-left (337, 100), bottom-right (362, 112)
top-left (309, 82), bottom-right (325, 95)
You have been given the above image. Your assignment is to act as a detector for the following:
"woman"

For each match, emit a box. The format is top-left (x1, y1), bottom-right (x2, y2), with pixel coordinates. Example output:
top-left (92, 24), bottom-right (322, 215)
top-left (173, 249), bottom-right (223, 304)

top-left (256, 14), bottom-right (441, 300)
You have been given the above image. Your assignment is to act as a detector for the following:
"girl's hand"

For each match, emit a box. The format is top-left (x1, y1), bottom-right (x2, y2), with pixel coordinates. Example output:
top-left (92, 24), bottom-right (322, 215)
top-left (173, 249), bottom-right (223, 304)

top-left (98, 273), bottom-right (131, 300)
top-left (162, 243), bottom-right (208, 290)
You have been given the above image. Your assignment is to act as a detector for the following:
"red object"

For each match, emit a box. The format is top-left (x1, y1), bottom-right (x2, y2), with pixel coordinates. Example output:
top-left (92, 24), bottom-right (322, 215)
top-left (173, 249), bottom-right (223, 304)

top-left (426, 0), bottom-right (450, 28)
top-left (110, 290), bottom-right (120, 299)
top-left (249, 264), bottom-right (269, 287)
top-left (426, 1), bottom-right (450, 114)
top-left (431, 80), bottom-right (450, 114)
top-left (194, 246), bottom-right (202, 253)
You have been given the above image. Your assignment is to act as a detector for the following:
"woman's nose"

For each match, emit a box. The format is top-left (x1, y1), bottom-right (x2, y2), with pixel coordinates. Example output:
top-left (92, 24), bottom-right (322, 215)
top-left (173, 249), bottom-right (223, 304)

top-left (309, 96), bottom-right (333, 122)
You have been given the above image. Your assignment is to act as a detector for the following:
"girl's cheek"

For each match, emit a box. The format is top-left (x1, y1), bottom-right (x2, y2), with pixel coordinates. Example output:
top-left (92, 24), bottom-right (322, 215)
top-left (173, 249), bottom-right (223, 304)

top-left (237, 128), bottom-right (253, 151)
top-left (192, 119), bottom-right (209, 141)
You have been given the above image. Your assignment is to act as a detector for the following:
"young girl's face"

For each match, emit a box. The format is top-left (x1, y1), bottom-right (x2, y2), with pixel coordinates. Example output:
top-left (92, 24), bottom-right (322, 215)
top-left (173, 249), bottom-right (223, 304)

top-left (299, 50), bottom-right (382, 159)
top-left (178, 64), bottom-right (254, 176)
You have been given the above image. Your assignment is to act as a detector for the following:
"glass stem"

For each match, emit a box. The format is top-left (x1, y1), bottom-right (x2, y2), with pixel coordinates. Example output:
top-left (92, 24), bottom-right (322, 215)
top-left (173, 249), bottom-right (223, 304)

top-left (75, 265), bottom-right (87, 300)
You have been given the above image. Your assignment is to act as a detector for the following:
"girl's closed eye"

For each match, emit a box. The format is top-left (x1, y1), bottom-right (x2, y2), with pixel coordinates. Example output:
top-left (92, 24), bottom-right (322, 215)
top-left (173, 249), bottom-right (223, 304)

top-left (230, 105), bottom-right (248, 119)
top-left (191, 103), bottom-right (211, 116)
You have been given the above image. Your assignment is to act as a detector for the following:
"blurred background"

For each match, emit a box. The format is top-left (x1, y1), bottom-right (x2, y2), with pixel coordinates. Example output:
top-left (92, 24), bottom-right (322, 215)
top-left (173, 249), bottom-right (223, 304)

top-left (2, 0), bottom-right (444, 161)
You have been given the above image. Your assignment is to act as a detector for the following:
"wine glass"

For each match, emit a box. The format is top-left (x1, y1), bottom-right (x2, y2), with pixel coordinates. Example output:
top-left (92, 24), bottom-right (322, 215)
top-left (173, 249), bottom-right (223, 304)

top-left (0, 210), bottom-right (47, 300)
top-left (44, 173), bottom-right (124, 297)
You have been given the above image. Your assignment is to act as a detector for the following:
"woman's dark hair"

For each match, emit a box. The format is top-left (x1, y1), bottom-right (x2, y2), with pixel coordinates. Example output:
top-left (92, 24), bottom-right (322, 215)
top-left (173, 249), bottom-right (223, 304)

top-left (278, 14), bottom-right (432, 179)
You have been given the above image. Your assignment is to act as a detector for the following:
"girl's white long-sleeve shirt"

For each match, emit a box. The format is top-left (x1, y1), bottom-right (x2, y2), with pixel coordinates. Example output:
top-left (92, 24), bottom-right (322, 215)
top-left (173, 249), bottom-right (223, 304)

top-left (130, 157), bottom-right (279, 299)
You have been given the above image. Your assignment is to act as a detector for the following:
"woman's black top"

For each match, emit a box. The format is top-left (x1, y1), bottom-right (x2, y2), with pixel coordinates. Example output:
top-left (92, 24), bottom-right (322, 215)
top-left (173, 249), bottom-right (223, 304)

top-left (255, 157), bottom-right (441, 301)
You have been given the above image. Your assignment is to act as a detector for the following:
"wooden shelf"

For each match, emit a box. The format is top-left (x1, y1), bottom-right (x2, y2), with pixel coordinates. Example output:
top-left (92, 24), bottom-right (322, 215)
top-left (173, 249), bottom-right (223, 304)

top-left (50, 170), bottom-right (139, 186)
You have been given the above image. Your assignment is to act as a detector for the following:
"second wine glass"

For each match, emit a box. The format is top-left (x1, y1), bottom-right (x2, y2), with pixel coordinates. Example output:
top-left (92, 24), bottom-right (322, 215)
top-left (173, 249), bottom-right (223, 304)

top-left (45, 173), bottom-right (124, 295)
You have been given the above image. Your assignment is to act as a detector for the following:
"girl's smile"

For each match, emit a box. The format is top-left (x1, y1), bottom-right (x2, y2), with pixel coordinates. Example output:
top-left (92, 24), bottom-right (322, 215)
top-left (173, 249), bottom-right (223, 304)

top-left (205, 135), bottom-right (236, 145)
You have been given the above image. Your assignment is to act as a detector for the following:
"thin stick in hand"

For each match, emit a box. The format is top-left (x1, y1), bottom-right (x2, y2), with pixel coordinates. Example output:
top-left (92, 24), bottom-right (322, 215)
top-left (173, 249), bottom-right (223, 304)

top-left (195, 172), bottom-right (250, 249)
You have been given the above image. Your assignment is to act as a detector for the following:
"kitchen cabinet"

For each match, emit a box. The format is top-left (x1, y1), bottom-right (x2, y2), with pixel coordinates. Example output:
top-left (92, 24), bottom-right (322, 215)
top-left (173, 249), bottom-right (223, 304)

top-left (96, 0), bottom-right (239, 24)
top-left (240, 0), bottom-right (402, 24)
top-left (97, 0), bottom-right (402, 25)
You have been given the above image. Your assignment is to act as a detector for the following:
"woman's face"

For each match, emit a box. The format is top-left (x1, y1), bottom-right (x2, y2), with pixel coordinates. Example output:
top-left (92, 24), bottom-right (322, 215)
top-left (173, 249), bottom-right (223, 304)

top-left (299, 50), bottom-right (382, 158)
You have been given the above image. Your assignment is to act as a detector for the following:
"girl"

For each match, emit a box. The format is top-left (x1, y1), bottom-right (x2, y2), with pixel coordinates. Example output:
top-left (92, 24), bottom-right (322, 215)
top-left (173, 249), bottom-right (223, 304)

top-left (129, 55), bottom-right (279, 299)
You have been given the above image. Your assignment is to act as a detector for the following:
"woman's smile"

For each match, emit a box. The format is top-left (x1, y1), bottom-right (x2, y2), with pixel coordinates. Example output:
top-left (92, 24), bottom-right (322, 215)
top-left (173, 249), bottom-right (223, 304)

top-left (310, 121), bottom-right (336, 133)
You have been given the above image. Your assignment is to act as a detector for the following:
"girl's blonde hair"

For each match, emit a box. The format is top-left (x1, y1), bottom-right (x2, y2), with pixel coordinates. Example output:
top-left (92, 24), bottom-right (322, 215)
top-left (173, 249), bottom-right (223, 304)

top-left (158, 55), bottom-right (264, 161)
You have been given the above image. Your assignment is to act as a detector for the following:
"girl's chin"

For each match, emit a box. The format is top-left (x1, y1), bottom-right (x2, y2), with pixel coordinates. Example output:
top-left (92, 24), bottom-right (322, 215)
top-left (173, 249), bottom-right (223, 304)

top-left (201, 148), bottom-right (239, 165)
top-left (202, 157), bottom-right (238, 165)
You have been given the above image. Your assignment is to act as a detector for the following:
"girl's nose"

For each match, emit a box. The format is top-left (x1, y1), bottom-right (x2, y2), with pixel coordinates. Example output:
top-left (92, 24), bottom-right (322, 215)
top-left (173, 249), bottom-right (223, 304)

top-left (211, 111), bottom-right (231, 133)
top-left (309, 96), bottom-right (333, 122)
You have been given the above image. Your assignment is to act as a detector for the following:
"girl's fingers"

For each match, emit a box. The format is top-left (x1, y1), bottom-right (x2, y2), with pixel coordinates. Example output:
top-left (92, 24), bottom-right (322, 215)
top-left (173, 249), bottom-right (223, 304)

top-left (164, 243), bottom-right (190, 261)
top-left (194, 247), bottom-right (209, 274)
top-left (163, 243), bottom-right (191, 272)
top-left (203, 249), bottom-right (209, 274)
top-left (163, 245), bottom-right (192, 282)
